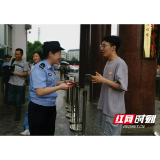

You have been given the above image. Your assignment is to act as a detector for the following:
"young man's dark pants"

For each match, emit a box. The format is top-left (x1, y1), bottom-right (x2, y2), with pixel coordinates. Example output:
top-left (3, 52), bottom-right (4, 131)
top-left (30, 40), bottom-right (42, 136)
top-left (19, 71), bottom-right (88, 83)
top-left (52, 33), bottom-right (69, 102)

top-left (8, 83), bottom-right (25, 121)
top-left (28, 101), bottom-right (57, 136)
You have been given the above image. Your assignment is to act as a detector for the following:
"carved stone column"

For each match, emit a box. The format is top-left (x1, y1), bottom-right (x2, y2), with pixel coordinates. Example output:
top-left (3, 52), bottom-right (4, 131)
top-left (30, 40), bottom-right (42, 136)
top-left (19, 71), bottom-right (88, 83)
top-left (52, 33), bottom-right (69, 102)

top-left (119, 24), bottom-right (156, 126)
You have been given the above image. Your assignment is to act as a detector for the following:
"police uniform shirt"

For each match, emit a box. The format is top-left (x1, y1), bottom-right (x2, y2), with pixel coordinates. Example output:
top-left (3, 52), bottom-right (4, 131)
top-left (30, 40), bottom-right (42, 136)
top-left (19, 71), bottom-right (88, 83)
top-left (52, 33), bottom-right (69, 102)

top-left (97, 57), bottom-right (128, 117)
top-left (2, 60), bottom-right (9, 67)
top-left (30, 59), bottom-right (57, 106)
top-left (8, 59), bottom-right (30, 86)
top-left (2, 60), bottom-right (9, 72)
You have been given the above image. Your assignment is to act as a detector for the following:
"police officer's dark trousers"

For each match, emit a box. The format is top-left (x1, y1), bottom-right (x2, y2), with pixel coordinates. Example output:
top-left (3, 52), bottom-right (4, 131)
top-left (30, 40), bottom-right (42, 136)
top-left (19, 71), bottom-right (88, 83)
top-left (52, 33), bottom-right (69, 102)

top-left (28, 101), bottom-right (57, 135)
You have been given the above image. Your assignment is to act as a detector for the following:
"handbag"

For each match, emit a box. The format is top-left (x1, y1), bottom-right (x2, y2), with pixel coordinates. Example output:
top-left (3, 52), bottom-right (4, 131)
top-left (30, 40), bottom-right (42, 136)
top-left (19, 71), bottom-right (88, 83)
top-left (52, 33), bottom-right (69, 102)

top-left (2, 58), bottom-right (16, 83)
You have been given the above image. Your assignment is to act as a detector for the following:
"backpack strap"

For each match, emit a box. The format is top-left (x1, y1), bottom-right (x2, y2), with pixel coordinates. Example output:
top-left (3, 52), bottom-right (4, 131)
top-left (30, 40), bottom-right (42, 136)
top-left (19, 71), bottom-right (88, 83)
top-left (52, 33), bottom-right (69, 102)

top-left (11, 58), bottom-right (16, 66)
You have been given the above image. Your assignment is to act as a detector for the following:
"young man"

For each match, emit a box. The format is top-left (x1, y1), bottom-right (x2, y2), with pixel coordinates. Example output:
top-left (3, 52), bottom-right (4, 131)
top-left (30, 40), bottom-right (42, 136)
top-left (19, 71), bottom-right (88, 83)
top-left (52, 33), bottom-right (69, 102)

top-left (8, 48), bottom-right (30, 122)
top-left (91, 36), bottom-right (128, 136)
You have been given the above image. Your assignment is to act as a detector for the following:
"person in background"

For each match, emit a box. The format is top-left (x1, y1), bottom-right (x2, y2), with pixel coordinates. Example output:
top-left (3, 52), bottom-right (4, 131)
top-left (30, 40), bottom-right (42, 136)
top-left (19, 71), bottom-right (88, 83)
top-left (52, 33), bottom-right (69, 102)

top-left (28, 41), bottom-right (69, 135)
top-left (2, 55), bottom-right (12, 104)
top-left (59, 65), bottom-right (64, 80)
top-left (8, 48), bottom-right (30, 122)
top-left (157, 64), bottom-right (160, 76)
top-left (64, 65), bottom-right (68, 80)
top-left (2, 55), bottom-right (12, 67)
top-left (57, 64), bottom-right (60, 73)
top-left (20, 51), bottom-right (42, 136)
top-left (67, 65), bottom-right (70, 73)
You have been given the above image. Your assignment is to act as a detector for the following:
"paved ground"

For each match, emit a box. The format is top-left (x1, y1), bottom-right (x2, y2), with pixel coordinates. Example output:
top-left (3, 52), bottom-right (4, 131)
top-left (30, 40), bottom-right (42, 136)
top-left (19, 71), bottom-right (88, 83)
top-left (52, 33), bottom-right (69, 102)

top-left (0, 70), bottom-right (160, 136)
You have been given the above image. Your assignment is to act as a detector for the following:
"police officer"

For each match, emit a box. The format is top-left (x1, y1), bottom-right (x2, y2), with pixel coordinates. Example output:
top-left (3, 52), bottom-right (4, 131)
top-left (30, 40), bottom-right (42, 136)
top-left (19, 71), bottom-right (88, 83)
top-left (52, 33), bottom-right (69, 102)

top-left (2, 55), bottom-right (12, 67)
top-left (2, 55), bottom-right (12, 104)
top-left (28, 41), bottom-right (69, 135)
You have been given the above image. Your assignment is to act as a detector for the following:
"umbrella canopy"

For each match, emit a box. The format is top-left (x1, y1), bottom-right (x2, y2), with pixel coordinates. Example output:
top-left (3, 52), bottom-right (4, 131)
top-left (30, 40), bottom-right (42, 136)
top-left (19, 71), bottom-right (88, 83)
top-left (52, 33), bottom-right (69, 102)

top-left (60, 61), bottom-right (69, 65)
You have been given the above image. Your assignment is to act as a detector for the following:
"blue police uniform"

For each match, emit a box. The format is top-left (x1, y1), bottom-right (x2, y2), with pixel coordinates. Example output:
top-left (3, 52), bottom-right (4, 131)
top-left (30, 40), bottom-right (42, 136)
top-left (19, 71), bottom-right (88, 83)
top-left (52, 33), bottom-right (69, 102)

top-left (28, 59), bottom-right (58, 135)
top-left (28, 40), bottom-right (65, 136)
top-left (29, 59), bottom-right (57, 106)
top-left (2, 60), bottom-right (9, 67)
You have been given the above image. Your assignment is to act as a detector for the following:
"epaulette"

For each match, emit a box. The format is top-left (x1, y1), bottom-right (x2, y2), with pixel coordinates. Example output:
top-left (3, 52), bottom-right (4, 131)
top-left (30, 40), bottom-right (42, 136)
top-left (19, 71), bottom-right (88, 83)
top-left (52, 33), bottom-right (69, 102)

top-left (39, 63), bottom-right (45, 69)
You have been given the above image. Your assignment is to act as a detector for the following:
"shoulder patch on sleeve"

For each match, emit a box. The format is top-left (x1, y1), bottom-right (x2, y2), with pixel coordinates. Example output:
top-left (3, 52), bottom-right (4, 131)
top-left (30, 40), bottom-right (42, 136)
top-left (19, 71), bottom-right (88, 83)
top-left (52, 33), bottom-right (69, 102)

top-left (39, 63), bottom-right (45, 69)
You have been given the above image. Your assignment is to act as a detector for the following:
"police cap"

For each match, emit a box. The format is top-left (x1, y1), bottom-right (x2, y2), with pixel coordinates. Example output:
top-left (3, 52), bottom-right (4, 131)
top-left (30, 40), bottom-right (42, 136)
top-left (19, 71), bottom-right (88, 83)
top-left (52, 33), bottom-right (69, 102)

top-left (42, 41), bottom-right (65, 52)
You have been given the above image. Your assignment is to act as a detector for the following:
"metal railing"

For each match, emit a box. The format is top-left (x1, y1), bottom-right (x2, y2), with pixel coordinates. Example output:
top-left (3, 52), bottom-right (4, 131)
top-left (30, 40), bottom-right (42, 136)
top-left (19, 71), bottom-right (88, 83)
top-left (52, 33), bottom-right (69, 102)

top-left (66, 87), bottom-right (71, 110)
top-left (65, 84), bottom-right (87, 135)
top-left (70, 85), bottom-right (82, 132)
top-left (66, 85), bottom-right (75, 119)
top-left (82, 90), bottom-right (87, 135)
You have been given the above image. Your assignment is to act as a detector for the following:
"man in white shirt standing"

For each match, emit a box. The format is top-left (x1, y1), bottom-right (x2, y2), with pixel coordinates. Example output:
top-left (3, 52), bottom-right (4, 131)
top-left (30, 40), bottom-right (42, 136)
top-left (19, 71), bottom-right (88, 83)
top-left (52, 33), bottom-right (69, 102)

top-left (8, 48), bottom-right (30, 122)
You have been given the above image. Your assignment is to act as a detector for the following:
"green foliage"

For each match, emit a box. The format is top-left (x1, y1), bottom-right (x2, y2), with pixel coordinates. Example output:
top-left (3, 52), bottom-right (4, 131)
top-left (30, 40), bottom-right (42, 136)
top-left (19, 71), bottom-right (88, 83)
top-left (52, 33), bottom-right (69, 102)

top-left (71, 56), bottom-right (78, 61)
top-left (27, 41), bottom-right (43, 62)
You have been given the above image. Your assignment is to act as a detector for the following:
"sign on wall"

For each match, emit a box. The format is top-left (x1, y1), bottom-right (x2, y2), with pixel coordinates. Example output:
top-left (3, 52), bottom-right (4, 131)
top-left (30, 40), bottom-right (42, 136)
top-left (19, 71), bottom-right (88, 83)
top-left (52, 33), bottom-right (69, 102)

top-left (143, 24), bottom-right (159, 58)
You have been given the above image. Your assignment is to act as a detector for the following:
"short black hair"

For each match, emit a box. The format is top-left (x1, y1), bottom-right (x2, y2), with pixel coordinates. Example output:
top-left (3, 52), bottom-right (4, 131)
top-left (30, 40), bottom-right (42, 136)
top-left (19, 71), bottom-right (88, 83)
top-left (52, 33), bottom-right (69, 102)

top-left (5, 55), bottom-right (9, 58)
top-left (42, 50), bottom-right (61, 59)
top-left (15, 48), bottom-right (23, 54)
top-left (34, 51), bottom-right (43, 60)
top-left (102, 36), bottom-right (121, 53)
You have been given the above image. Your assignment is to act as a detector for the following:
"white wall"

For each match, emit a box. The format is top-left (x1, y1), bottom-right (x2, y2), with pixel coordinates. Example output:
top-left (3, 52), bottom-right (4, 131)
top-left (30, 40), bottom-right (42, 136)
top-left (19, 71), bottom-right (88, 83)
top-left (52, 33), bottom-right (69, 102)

top-left (12, 24), bottom-right (27, 61)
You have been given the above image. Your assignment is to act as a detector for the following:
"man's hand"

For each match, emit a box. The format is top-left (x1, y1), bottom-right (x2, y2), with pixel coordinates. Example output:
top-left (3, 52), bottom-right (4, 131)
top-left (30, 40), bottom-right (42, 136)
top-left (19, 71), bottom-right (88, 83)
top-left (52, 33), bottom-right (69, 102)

top-left (91, 72), bottom-right (124, 91)
top-left (12, 73), bottom-right (17, 76)
top-left (91, 72), bottom-right (104, 83)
